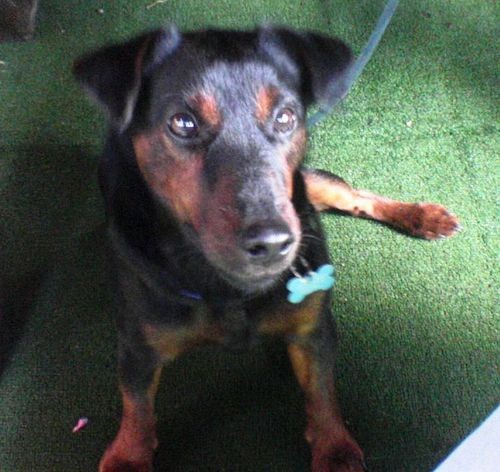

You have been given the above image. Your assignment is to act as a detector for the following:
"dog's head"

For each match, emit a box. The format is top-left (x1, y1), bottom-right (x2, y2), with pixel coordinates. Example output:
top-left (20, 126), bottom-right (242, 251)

top-left (74, 26), bottom-right (351, 292)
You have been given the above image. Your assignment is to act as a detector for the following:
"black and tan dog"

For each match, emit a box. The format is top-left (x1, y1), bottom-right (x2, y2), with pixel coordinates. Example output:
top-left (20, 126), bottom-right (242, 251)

top-left (74, 25), bottom-right (459, 472)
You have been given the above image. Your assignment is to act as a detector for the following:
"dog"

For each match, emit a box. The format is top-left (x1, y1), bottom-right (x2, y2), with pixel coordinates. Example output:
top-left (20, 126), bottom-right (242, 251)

top-left (73, 25), bottom-right (459, 472)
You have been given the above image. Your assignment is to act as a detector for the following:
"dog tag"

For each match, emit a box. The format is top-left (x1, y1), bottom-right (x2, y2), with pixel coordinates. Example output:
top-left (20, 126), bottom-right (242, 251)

top-left (286, 264), bottom-right (335, 304)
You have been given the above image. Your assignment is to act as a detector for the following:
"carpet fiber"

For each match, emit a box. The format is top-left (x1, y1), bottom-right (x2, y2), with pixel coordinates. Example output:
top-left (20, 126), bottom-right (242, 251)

top-left (0, 1), bottom-right (498, 471)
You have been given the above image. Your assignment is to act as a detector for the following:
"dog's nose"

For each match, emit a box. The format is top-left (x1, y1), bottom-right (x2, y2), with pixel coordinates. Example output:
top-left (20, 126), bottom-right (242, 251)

top-left (241, 222), bottom-right (295, 264)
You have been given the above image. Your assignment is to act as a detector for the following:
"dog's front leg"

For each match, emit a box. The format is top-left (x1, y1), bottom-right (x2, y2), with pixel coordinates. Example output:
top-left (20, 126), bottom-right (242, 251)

top-left (287, 309), bottom-right (366, 472)
top-left (99, 340), bottom-right (163, 472)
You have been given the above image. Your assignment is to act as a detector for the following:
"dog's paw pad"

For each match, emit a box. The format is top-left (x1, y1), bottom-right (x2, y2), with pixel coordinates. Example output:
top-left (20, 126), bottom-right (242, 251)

top-left (413, 203), bottom-right (461, 240)
top-left (312, 448), bottom-right (367, 472)
top-left (99, 457), bottom-right (152, 472)
top-left (99, 444), bottom-right (154, 472)
top-left (310, 432), bottom-right (366, 472)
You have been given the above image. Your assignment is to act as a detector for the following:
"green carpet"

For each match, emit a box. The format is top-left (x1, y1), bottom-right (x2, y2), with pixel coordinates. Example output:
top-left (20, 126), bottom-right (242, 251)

top-left (0, 1), bottom-right (498, 471)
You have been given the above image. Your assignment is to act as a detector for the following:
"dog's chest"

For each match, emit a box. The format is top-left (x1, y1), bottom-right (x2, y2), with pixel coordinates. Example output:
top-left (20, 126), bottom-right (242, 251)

top-left (143, 291), bottom-right (324, 358)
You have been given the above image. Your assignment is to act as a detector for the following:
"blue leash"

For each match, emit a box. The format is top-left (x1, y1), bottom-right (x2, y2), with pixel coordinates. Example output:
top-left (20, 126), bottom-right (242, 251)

top-left (307, 0), bottom-right (400, 128)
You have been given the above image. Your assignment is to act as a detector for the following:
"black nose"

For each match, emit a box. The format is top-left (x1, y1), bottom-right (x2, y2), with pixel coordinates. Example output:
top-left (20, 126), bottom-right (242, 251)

top-left (241, 222), bottom-right (295, 264)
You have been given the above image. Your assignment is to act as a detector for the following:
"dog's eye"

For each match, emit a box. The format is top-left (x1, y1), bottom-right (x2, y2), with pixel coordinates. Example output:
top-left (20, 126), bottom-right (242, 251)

top-left (274, 108), bottom-right (296, 134)
top-left (168, 113), bottom-right (199, 138)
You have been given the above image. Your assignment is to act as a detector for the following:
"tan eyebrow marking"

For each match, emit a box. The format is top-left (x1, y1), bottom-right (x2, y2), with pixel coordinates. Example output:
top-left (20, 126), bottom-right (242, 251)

top-left (255, 86), bottom-right (280, 124)
top-left (188, 93), bottom-right (221, 127)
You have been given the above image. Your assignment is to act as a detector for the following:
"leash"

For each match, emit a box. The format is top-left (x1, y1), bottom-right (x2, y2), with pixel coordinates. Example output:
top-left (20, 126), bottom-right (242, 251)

top-left (307, 0), bottom-right (400, 128)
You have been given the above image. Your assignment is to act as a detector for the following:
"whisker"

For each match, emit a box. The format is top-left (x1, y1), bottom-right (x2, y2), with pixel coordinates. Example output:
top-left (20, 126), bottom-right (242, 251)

top-left (301, 232), bottom-right (322, 243)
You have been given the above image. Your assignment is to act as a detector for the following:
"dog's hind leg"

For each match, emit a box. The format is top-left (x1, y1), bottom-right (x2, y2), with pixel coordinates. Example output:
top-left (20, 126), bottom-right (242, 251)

top-left (302, 168), bottom-right (460, 240)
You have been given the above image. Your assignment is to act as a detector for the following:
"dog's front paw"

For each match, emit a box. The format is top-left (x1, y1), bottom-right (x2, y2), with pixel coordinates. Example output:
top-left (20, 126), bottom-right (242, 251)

top-left (310, 434), bottom-right (367, 472)
top-left (99, 444), bottom-right (154, 472)
top-left (99, 457), bottom-right (152, 472)
top-left (312, 449), bottom-right (367, 472)
top-left (392, 202), bottom-right (461, 240)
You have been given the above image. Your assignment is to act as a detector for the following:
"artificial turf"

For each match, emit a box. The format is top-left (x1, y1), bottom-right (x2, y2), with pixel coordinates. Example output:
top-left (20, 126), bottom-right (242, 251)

top-left (0, 1), bottom-right (498, 471)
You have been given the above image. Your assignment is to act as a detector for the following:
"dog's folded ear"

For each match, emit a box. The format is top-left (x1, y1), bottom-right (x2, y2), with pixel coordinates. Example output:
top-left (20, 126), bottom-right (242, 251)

top-left (73, 25), bottom-right (181, 131)
top-left (258, 27), bottom-right (353, 108)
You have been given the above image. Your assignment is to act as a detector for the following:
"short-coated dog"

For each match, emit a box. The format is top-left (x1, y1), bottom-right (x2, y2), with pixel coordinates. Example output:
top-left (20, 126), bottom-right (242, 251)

top-left (73, 25), bottom-right (459, 472)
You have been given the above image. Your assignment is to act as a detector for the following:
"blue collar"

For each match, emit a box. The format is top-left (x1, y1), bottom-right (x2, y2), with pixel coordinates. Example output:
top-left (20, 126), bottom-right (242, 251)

top-left (173, 262), bottom-right (336, 305)
top-left (178, 289), bottom-right (203, 301)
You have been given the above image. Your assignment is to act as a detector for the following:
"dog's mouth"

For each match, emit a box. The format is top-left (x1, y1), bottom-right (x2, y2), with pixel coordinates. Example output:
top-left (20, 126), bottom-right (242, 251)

top-left (201, 226), bottom-right (301, 294)
top-left (214, 254), bottom-right (297, 294)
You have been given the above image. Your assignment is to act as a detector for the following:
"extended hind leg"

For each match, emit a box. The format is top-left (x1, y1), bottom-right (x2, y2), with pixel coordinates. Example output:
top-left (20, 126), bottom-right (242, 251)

top-left (302, 168), bottom-right (460, 240)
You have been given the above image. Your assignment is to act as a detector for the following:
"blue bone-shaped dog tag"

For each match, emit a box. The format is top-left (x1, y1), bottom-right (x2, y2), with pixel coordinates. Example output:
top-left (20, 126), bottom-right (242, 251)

top-left (286, 264), bottom-right (335, 304)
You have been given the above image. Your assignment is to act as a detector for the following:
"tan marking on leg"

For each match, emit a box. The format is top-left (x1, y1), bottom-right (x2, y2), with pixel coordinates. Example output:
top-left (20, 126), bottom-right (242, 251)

top-left (99, 374), bottom-right (162, 472)
top-left (147, 366), bottom-right (163, 404)
top-left (365, 195), bottom-right (461, 239)
top-left (303, 169), bottom-right (460, 239)
top-left (287, 342), bottom-right (313, 392)
top-left (142, 308), bottom-right (225, 361)
top-left (258, 292), bottom-right (324, 337)
top-left (101, 311), bottom-right (220, 472)
top-left (264, 287), bottom-right (365, 470)
top-left (288, 343), bottom-right (343, 434)
top-left (287, 342), bottom-right (366, 472)
top-left (303, 170), bottom-right (375, 215)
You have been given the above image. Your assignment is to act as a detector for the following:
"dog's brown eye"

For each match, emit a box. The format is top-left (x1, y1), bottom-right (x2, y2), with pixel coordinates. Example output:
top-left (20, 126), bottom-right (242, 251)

top-left (274, 108), bottom-right (296, 133)
top-left (168, 113), bottom-right (199, 138)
